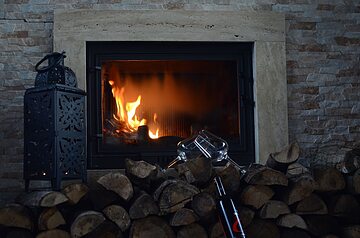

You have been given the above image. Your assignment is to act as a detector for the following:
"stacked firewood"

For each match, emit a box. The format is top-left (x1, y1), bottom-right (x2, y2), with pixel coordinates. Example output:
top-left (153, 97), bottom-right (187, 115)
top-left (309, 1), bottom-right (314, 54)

top-left (0, 143), bottom-right (359, 238)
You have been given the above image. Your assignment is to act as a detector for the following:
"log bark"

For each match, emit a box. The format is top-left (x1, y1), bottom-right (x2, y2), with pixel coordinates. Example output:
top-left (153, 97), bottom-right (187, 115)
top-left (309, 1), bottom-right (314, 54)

top-left (276, 213), bottom-right (307, 230)
top-left (304, 215), bottom-right (339, 237)
top-left (266, 142), bottom-right (300, 172)
top-left (62, 183), bottom-right (89, 205)
top-left (244, 164), bottom-right (288, 186)
top-left (169, 208), bottom-right (199, 226)
top-left (342, 225), bottom-right (360, 238)
top-left (97, 172), bottom-right (134, 201)
top-left (209, 221), bottom-right (226, 238)
top-left (281, 174), bottom-right (315, 205)
top-left (129, 193), bottom-right (159, 219)
top-left (191, 192), bottom-right (216, 222)
top-left (154, 180), bottom-right (199, 214)
top-left (314, 168), bottom-right (346, 192)
top-left (328, 194), bottom-right (360, 223)
top-left (238, 206), bottom-right (255, 228)
top-left (259, 200), bottom-right (290, 219)
top-left (295, 194), bottom-right (328, 215)
top-left (17, 191), bottom-right (68, 207)
top-left (286, 162), bottom-right (310, 179)
top-left (280, 228), bottom-right (311, 238)
top-left (245, 219), bottom-right (280, 238)
top-left (70, 211), bottom-right (106, 238)
top-left (103, 205), bottom-right (130, 232)
top-left (176, 155), bottom-right (213, 185)
top-left (240, 185), bottom-right (274, 209)
top-left (36, 229), bottom-right (70, 238)
top-left (215, 163), bottom-right (241, 194)
top-left (346, 168), bottom-right (360, 194)
top-left (129, 216), bottom-right (175, 238)
top-left (82, 221), bottom-right (123, 238)
top-left (38, 207), bottom-right (66, 230)
top-left (0, 204), bottom-right (33, 230)
top-left (177, 223), bottom-right (208, 238)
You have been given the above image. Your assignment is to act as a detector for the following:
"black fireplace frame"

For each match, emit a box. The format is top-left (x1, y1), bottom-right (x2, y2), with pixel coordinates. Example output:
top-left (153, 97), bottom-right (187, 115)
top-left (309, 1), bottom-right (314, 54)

top-left (86, 41), bottom-right (255, 169)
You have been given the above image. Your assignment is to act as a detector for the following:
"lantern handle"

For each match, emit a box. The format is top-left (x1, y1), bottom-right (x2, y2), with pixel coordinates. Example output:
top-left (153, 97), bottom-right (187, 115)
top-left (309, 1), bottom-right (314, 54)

top-left (35, 51), bottom-right (66, 73)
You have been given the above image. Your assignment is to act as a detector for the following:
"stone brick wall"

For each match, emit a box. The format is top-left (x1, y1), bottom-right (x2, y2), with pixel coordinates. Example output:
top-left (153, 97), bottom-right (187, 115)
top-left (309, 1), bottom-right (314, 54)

top-left (0, 0), bottom-right (359, 204)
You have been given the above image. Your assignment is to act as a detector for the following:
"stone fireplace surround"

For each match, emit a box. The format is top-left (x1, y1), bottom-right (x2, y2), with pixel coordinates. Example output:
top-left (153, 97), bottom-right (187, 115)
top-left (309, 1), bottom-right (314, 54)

top-left (54, 10), bottom-right (288, 164)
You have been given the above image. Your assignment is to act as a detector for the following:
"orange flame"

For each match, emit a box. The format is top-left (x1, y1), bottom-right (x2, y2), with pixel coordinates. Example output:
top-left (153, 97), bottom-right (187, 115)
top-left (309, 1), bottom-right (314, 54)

top-left (109, 80), bottom-right (159, 138)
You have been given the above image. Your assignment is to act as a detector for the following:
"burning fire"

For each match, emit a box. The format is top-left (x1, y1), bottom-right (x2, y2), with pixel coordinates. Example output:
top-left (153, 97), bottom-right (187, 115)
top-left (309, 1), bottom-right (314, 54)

top-left (108, 80), bottom-right (159, 139)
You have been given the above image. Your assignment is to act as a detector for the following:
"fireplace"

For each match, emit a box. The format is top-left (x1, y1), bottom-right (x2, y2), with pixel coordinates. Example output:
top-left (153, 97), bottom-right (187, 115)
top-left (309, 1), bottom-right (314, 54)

top-left (86, 42), bottom-right (255, 168)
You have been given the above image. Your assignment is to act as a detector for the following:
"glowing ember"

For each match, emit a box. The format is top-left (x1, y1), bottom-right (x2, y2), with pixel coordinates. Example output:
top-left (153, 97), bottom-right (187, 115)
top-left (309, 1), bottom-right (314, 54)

top-left (108, 80), bottom-right (159, 139)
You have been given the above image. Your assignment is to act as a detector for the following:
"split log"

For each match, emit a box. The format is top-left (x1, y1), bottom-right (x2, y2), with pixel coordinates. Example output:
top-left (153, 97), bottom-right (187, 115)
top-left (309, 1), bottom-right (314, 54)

top-left (129, 216), bottom-right (175, 238)
top-left (266, 142), bottom-right (300, 172)
top-left (17, 191), bottom-right (68, 207)
top-left (346, 168), bottom-right (360, 194)
top-left (97, 172), bottom-right (134, 201)
top-left (0, 204), bottom-right (33, 230)
top-left (336, 146), bottom-right (360, 174)
top-left (129, 193), bottom-right (159, 219)
top-left (102, 205), bottom-right (130, 232)
top-left (38, 207), bottom-right (66, 230)
top-left (342, 225), bottom-right (360, 238)
top-left (280, 228), bottom-right (311, 238)
top-left (82, 221), bottom-right (123, 238)
top-left (62, 183), bottom-right (89, 205)
top-left (240, 185), bottom-right (274, 209)
top-left (169, 208), bottom-right (199, 226)
top-left (295, 194), bottom-right (328, 215)
top-left (328, 194), bottom-right (360, 223)
top-left (154, 180), bottom-right (199, 214)
top-left (281, 174), bottom-right (315, 205)
top-left (88, 187), bottom-right (119, 211)
top-left (191, 192), bottom-right (216, 222)
top-left (244, 164), bottom-right (288, 186)
top-left (4, 228), bottom-right (33, 238)
top-left (304, 215), bottom-right (339, 237)
top-left (177, 223), bottom-right (208, 238)
top-left (215, 163), bottom-right (241, 193)
top-left (314, 167), bottom-right (345, 192)
top-left (176, 155), bottom-right (213, 185)
top-left (36, 229), bottom-right (70, 238)
top-left (245, 219), bottom-right (280, 238)
top-left (70, 211), bottom-right (106, 238)
top-left (125, 159), bottom-right (157, 187)
top-left (286, 162), bottom-right (310, 179)
top-left (209, 221), bottom-right (226, 238)
top-left (276, 213), bottom-right (307, 230)
top-left (238, 206), bottom-right (255, 228)
top-left (259, 200), bottom-right (290, 219)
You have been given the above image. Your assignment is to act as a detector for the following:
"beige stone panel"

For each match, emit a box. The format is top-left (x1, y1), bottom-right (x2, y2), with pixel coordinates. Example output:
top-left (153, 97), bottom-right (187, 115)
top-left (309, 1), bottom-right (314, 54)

top-left (54, 10), bottom-right (284, 89)
top-left (254, 41), bottom-right (288, 164)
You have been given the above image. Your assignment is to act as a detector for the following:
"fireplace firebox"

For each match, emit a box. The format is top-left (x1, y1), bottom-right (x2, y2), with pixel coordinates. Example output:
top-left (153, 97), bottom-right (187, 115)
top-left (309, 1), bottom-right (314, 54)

top-left (87, 42), bottom-right (255, 168)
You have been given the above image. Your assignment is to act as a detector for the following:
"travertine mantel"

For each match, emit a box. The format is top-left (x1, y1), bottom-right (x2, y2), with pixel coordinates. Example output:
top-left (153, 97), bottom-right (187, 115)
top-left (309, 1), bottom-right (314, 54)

top-left (54, 10), bottom-right (288, 164)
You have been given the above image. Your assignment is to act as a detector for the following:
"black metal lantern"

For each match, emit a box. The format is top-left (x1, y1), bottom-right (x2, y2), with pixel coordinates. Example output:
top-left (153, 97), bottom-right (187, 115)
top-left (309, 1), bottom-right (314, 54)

top-left (24, 52), bottom-right (86, 191)
top-left (35, 51), bottom-right (77, 87)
